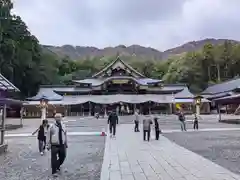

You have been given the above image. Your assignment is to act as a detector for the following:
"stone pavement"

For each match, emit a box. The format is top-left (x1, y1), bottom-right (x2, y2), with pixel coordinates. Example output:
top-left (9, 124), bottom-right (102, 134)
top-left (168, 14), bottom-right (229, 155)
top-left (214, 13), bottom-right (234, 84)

top-left (100, 124), bottom-right (240, 180)
top-left (0, 136), bottom-right (105, 180)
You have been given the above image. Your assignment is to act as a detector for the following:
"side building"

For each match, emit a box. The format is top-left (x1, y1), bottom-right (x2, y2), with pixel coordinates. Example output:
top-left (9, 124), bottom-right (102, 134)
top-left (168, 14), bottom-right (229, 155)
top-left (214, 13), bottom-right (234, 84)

top-left (24, 57), bottom-right (210, 117)
top-left (0, 73), bottom-right (21, 154)
top-left (202, 77), bottom-right (240, 114)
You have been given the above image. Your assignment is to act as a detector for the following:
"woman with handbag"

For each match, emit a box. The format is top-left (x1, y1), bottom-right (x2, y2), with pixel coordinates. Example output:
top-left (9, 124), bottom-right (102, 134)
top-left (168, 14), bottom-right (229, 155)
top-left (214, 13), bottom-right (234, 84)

top-left (32, 119), bottom-right (49, 155)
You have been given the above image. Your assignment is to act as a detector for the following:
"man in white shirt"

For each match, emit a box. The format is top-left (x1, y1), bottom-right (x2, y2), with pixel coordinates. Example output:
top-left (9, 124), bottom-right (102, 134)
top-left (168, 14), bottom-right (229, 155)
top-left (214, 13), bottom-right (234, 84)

top-left (46, 113), bottom-right (68, 176)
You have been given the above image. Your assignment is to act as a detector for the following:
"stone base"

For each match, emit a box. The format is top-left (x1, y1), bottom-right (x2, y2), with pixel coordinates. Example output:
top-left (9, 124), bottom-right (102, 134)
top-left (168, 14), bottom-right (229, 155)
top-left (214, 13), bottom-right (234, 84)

top-left (219, 119), bottom-right (240, 124)
top-left (0, 144), bottom-right (8, 155)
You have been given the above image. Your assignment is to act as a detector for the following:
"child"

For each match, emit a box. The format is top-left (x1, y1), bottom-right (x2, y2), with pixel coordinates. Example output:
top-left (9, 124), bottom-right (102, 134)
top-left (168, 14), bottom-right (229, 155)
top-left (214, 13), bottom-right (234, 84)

top-left (193, 113), bottom-right (199, 130)
top-left (32, 119), bottom-right (49, 155)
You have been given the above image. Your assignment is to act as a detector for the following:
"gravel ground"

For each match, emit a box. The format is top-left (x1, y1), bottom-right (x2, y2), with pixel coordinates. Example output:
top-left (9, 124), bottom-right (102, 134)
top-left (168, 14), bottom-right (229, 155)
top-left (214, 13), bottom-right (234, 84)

top-left (0, 136), bottom-right (105, 180)
top-left (164, 130), bottom-right (240, 175)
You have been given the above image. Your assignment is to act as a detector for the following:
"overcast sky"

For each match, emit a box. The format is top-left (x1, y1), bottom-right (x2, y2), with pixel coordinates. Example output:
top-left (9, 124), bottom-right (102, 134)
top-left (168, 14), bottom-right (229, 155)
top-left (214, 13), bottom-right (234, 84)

top-left (12, 0), bottom-right (240, 51)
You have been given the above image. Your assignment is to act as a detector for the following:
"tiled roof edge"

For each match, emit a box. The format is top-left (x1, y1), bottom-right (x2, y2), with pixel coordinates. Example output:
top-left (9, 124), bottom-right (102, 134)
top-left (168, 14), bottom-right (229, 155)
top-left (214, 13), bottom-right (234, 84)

top-left (164, 84), bottom-right (187, 87)
top-left (40, 85), bottom-right (76, 88)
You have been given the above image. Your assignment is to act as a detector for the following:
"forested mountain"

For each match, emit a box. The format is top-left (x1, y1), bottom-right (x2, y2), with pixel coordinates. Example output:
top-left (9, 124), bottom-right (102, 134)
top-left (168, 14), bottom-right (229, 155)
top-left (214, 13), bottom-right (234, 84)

top-left (161, 39), bottom-right (239, 60)
top-left (43, 38), bottom-right (239, 60)
top-left (2, 0), bottom-right (240, 97)
top-left (42, 44), bottom-right (163, 60)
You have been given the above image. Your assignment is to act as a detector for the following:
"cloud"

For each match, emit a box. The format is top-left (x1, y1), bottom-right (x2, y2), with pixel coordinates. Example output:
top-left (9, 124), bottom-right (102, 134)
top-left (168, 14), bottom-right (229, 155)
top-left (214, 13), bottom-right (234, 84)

top-left (12, 0), bottom-right (240, 50)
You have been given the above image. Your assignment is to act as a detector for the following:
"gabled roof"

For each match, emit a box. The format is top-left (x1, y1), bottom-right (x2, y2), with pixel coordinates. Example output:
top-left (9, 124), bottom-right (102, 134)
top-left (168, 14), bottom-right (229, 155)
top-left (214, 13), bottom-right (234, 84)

top-left (27, 88), bottom-right (63, 101)
top-left (202, 78), bottom-right (240, 95)
top-left (203, 92), bottom-right (232, 100)
top-left (0, 73), bottom-right (20, 92)
top-left (175, 87), bottom-right (194, 99)
top-left (73, 76), bottom-right (162, 86)
top-left (92, 57), bottom-right (145, 78)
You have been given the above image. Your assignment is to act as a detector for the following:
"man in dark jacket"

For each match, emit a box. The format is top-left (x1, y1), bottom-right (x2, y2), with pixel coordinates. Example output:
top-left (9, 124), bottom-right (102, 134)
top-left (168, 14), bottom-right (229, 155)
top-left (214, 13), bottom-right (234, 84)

top-left (108, 110), bottom-right (118, 138)
top-left (154, 117), bottom-right (160, 140)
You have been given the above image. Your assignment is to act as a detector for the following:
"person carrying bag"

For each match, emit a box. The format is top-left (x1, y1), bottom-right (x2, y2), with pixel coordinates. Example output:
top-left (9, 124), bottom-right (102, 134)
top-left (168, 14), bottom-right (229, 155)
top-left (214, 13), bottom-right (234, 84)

top-left (46, 113), bottom-right (68, 177)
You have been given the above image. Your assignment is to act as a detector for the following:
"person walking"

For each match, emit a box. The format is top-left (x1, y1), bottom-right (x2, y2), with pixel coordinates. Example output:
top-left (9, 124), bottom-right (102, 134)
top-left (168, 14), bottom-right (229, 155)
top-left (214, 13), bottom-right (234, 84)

top-left (154, 117), bottom-right (160, 140)
top-left (134, 110), bottom-right (140, 132)
top-left (108, 110), bottom-right (119, 138)
top-left (32, 119), bottom-right (49, 155)
top-left (46, 113), bottom-right (68, 176)
top-left (193, 113), bottom-right (201, 130)
top-left (143, 117), bottom-right (153, 141)
top-left (177, 109), bottom-right (186, 131)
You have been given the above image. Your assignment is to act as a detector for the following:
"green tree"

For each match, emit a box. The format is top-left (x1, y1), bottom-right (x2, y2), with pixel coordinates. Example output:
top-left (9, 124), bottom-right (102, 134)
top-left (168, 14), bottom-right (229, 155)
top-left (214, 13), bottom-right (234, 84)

top-left (202, 43), bottom-right (215, 82)
top-left (151, 60), bottom-right (172, 79)
top-left (163, 52), bottom-right (205, 92)
top-left (0, 1), bottom-right (63, 96)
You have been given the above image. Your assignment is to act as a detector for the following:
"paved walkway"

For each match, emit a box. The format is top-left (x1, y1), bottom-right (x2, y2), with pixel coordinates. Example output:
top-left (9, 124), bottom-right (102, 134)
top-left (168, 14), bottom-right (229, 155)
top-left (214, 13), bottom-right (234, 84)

top-left (100, 124), bottom-right (240, 180)
top-left (5, 127), bottom-right (240, 137)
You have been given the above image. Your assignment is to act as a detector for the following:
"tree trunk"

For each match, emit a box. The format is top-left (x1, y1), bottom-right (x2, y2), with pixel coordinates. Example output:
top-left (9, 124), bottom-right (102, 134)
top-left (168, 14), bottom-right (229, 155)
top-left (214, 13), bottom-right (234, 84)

top-left (217, 64), bottom-right (221, 82)
top-left (207, 66), bottom-right (211, 82)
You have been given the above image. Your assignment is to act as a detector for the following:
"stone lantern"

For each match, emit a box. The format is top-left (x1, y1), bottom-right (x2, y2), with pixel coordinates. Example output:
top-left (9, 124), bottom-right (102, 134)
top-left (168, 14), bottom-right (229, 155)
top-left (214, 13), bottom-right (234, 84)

top-left (39, 97), bottom-right (48, 120)
top-left (194, 95), bottom-right (202, 115)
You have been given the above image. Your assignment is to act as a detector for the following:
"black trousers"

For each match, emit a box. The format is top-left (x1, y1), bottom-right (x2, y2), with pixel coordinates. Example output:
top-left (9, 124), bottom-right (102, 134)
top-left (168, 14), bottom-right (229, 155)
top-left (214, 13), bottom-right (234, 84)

top-left (109, 123), bottom-right (116, 135)
top-left (38, 136), bottom-right (46, 152)
top-left (51, 145), bottom-right (66, 174)
top-left (155, 130), bottom-right (160, 140)
top-left (193, 120), bottom-right (198, 129)
top-left (134, 121), bottom-right (139, 132)
top-left (143, 130), bottom-right (150, 141)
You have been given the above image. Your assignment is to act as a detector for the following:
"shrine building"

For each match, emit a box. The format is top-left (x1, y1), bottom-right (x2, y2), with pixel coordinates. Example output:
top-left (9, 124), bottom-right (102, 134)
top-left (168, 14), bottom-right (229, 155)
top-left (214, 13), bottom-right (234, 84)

top-left (23, 57), bottom-right (210, 117)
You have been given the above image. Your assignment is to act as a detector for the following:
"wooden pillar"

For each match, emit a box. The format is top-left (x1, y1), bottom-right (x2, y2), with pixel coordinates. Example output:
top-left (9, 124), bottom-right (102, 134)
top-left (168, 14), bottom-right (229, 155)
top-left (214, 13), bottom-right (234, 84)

top-left (104, 105), bottom-right (107, 117)
top-left (79, 104), bottom-right (82, 116)
top-left (20, 107), bottom-right (23, 126)
top-left (169, 103), bottom-right (172, 114)
top-left (148, 101), bottom-right (151, 115)
top-left (89, 102), bottom-right (91, 116)
top-left (218, 104), bottom-right (222, 122)
top-left (68, 105), bottom-right (71, 116)
top-left (1, 104), bottom-right (6, 145)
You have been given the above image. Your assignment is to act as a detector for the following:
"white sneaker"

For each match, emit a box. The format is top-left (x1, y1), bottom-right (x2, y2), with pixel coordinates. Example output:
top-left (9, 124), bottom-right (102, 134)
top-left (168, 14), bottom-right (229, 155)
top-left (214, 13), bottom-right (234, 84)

top-left (52, 173), bottom-right (58, 178)
top-left (40, 152), bottom-right (44, 156)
